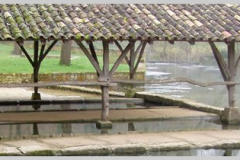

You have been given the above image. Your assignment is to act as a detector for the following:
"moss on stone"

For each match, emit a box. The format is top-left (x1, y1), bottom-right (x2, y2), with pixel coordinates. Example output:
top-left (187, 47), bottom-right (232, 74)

top-left (62, 148), bottom-right (111, 156)
top-left (113, 146), bottom-right (146, 156)
top-left (25, 150), bottom-right (55, 156)
top-left (0, 152), bottom-right (22, 156)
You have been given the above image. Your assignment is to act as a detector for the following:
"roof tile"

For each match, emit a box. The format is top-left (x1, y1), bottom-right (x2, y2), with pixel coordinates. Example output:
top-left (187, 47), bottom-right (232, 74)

top-left (0, 4), bottom-right (240, 42)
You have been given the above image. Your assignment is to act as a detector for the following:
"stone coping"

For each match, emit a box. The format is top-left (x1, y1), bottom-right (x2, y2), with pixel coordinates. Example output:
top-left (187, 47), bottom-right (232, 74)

top-left (1, 130), bottom-right (240, 156)
top-left (136, 92), bottom-right (224, 116)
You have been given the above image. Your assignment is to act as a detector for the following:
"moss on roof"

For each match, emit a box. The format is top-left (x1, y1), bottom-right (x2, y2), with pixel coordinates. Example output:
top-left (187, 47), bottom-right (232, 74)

top-left (0, 4), bottom-right (240, 42)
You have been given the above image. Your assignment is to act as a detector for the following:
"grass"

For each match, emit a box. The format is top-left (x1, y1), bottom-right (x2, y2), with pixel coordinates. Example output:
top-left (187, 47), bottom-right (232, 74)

top-left (0, 42), bottom-right (129, 73)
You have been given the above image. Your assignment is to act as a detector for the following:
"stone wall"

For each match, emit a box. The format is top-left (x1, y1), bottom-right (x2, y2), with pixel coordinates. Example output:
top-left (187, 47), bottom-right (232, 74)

top-left (0, 72), bottom-right (145, 84)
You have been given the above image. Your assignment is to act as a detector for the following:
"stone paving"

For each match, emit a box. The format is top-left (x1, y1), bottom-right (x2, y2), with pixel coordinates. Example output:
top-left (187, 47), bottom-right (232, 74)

top-left (0, 130), bottom-right (240, 155)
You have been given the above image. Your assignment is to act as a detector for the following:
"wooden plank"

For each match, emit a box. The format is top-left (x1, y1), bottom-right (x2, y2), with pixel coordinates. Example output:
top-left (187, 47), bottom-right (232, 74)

top-left (114, 41), bottom-right (130, 66)
top-left (227, 42), bottom-right (236, 107)
top-left (111, 78), bottom-right (240, 87)
top-left (89, 42), bottom-right (100, 77)
top-left (109, 42), bottom-right (134, 76)
top-left (131, 41), bottom-right (147, 78)
top-left (75, 41), bottom-right (103, 76)
top-left (0, 81), bottom-right (117, 88)
top-left (209, 41), bottom-right (231, 81)
top-left (16, 42), bottom-right (34, 67)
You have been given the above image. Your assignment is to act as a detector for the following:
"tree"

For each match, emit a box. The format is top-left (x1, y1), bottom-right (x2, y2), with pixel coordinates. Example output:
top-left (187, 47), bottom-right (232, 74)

top-left (59, 40), bottom-right (72, 65)
top-left (11, 42), bottom-right (22, 55)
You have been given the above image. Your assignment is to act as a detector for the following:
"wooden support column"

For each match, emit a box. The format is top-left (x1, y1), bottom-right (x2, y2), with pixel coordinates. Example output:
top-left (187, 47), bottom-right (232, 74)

top-left (96, 40), bottom-right (112, 129)
top-left (33, 41), bottom-right (40, 95)
top-left (101, 40), bottom-right (110, 121)
top-left (31, 40), bottom-right (41, 100)
top-left (227, 42), bottom-right (236, 107)
top-left (130, 42), bottom-right (135, 79)
top-left (209, 41), bottom-right (240, 124)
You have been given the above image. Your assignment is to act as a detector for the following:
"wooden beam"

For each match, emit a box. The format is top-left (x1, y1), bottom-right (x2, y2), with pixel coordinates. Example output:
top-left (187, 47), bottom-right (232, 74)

top-left (227, 42), bottom-right (236, 107)
top-left (111, 78), bottom-right (240, 87)
top-left (89, 42), bottom-right (100, 77)
top-left (39, 42), bottom-right (46, 62)
top-left (114, 41), bottom-right (130, 66)
top-left (131, 41), bottom-right (147, 77)
top-left (39, 40), bottom-right (58, 62)
top-left (0, 81), bottom-right (117, 88)
top-left (209, 41), bottom-right (231, 81)
top-left (16, 42), bottom-right (34, 67)
top-left (133, 41), bottom-right (143, 60)
top-left (109, 42), bottom-right (134, 76)
top-left (75, 41), bottom-right (103, 76)
top-left (235, 54), bottom-right (240, 73)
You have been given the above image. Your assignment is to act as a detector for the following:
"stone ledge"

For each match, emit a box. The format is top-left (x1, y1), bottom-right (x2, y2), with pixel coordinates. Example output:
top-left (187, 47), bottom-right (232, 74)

top-left (1, 130), bottom-right (240, 156)
top-left (135, 92), bottom-right (223, 116)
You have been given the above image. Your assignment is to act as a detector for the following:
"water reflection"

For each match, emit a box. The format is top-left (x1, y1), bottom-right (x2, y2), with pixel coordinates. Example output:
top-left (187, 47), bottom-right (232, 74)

top-left (61, 104), bottom-right (72, 134)
top-left (222, 124), bottom-right (240, 130)
top-left (100, 129), bottom-right (109, 134)
top-left (128, 122), bottom-right (135, 131)
top-left (33, 123), bottom-right (39, 135)
top-left (131, 62), bottom-right (240, 108)
top-left (145, 149), bottom-right (240, 156)
top-left (0, 119), bottom-right (222, 139)
top-left (223, 149), bottom-right (233, 156)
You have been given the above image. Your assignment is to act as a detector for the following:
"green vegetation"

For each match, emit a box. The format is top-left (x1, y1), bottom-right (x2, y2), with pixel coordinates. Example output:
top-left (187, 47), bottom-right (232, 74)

top-left (147, 41), bottom-right (240, 64)
top-left (0, 42), bottom-right (129, 73)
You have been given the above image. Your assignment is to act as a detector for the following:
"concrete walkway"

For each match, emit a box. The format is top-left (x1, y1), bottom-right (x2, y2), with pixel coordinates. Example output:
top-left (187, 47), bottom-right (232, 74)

top-left (0, 130), bottom-right (240, 155)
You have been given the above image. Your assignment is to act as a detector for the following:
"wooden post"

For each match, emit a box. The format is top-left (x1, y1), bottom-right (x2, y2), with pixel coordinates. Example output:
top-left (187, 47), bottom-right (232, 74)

top-left (33, 41), bottom-right (39, 94)
top-left (31, 41), bottom-right (41, 101)
top-left (227, 42), bottom-right (235, 107)
top-left (130, 42), bottom-right (135, 79)
top-left (33, 123), bottom-right (39, 135)
top-left (101, 40), bottom-right (110, 121)
top-left (210, 41), bottom-right (240, 124)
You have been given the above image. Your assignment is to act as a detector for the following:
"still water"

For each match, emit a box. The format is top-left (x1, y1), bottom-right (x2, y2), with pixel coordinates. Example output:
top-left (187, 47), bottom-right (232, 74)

top-left (141, 62), bottom-right (240, 108)
top-left (1, 62), bottom-right (240, 156)
top-left (0, 103), bottom-right (222, 139)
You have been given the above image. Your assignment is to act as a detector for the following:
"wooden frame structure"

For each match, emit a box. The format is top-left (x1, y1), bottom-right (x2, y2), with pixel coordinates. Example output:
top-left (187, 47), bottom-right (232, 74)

top-left (1, 4), bottom-right (240, 124)
top-left (2, 39), bottom-right (240, 125)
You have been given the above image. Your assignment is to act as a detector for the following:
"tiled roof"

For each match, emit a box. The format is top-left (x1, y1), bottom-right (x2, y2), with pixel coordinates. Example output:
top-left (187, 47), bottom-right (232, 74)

top-left (1, 4), bottom-right (240, 42)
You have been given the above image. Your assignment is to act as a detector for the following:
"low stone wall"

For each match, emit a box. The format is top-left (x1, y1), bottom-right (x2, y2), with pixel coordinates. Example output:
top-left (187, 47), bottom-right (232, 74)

top-left (135, 92), bottom-right (223, 116)
top-left (0, 72), bottom-right (145, 84)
